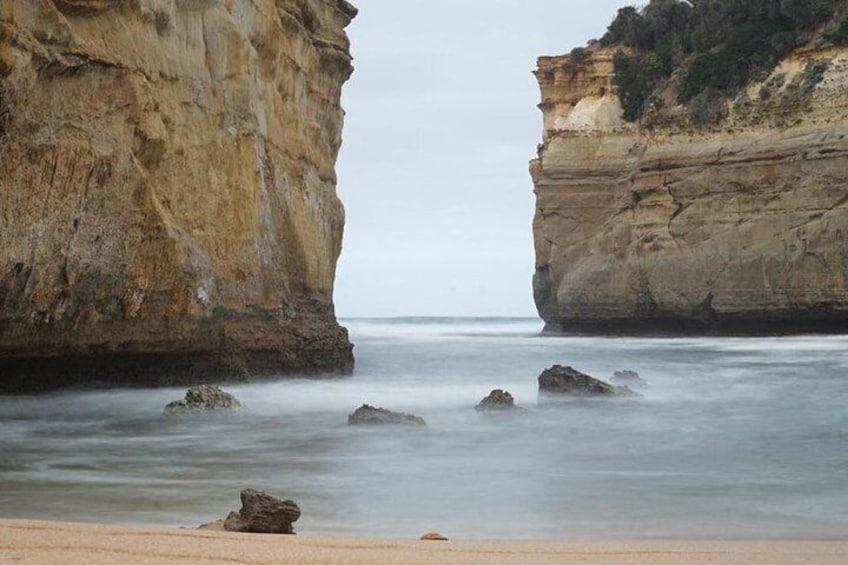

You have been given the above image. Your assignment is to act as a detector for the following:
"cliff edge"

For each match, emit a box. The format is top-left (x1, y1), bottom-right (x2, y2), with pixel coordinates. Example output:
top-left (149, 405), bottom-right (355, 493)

top-left (532, 17), bottom-right (848, 333)
top-left (0, 0), bottom-right (358, 392)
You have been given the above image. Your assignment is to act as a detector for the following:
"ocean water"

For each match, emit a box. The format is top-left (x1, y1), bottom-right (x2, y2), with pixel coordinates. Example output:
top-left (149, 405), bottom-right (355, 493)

top-left (1, 317), bottom-right (847, 539)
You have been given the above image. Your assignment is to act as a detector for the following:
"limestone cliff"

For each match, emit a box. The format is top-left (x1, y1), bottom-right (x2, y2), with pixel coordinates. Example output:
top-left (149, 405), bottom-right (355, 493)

top-left (0, 0), bottom-right (358, 392)
top-left (532, 44), bottom-right (848, 333)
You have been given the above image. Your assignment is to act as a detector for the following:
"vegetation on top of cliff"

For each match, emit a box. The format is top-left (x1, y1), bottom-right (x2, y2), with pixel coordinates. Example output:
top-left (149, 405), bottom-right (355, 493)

top-left (597, 0), bottom-right (848, 123)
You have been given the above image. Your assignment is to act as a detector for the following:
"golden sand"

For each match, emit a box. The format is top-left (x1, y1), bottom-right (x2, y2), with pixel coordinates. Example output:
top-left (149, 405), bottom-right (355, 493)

top-left (1, 520), bottom-right (847, 565)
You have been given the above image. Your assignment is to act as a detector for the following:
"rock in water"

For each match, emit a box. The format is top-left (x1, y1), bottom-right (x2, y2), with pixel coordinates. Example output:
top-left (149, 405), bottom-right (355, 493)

top-left (475, 389), bottom-right (520, 411)
top-left (223, 489), bottom-right (301, 535)
top-left (348, 404), bottom-right (426, 426)
top-left (538, 365), bottom-right (638, 397)
top-left (164, 385), bottom-right (241, 415)
top-left (0, 0), bottom-right (358, 393)
top-left (612, 370), bottom-right (648, 388)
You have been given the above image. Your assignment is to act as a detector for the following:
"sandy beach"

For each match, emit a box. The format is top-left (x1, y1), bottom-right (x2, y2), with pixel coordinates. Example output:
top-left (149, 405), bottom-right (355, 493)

top-left (1, 520), bottom-right (846, 565)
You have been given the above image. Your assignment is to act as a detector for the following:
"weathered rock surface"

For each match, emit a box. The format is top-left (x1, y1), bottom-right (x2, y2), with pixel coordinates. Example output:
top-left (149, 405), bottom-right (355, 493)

top-left (611, 370), bottom-right (648, 389)
top-left (538, 365), bottom-right (637, 397)
top-left (222, 488), bottom-right (301, 535)
top-left (348, 404), bottom-right (427, 426)
top-left (475, 389), bottom-right (520, 411)
top-left (164, 384), bottom-right (241, 415)
top-left (531, 43), bottom-right (848, 333)
top-left (0, 0), bottom-right (357, 392)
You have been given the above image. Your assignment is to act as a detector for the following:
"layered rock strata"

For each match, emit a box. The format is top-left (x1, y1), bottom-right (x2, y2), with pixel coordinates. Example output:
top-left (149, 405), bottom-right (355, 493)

top-left (0, 0), bottom-right (357, 392)
top-left (531, 44), bottom-right (848, 333)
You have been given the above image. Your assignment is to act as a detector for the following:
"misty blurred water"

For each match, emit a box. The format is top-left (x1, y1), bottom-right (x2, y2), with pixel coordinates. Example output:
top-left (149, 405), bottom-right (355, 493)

top-left (1, 318), bottom-right (847, 539)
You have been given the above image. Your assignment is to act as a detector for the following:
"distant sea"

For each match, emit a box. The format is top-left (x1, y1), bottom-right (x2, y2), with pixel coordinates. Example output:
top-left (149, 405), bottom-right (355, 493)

top-left (1, 317), bottom-right (847, 539)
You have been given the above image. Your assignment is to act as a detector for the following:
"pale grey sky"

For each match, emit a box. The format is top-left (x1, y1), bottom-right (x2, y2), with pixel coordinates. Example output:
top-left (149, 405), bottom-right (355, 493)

top-left (335, 0), bottom-right (628, 317)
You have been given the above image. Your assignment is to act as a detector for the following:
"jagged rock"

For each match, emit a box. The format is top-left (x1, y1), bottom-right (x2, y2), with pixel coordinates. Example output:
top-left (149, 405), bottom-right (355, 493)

top-left (475, 389), bottom-right (520, 411)
top-left (538, 365), bottom-right (638, 397)
top-left (222, 489), bottom-right (301, 535)
top-left (348, 404), bottom-right (426, 426)
top-left (0, 0), bottom-right (357, 393)
top-left (531, 44), bottom-right (848, 334)
top-left (420, 532), bottom-right (449, 541)
top-left (612, 370), bottom-right (648, 388)
top-left (164, 385), bottom-right (241, 415)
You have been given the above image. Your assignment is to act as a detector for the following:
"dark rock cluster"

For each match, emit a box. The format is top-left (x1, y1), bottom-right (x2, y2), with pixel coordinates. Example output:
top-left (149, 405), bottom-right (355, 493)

top-left (193, 362), bottom-right (646, 537)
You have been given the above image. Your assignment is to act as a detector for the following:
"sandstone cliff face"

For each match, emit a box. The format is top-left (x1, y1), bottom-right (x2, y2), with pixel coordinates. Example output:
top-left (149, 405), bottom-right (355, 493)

top-left (0, 0), bottom-right (357, 391)
top-left (532, 44), bottom-right (848, 333)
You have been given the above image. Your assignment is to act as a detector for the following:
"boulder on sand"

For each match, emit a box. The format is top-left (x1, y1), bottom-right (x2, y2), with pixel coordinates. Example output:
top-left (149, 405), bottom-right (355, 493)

top-left (475, 389), bottom-right (521, 411)
top-left (223, 488), bottom-right (301, 534)
top-left (538, 365), bottom-right (638, 397)
top-left (164, 384), bottom-right (241, 415)
top-left (612, 370), bottom-right (648, 388)
top-left (348, 404), bottom-right (426, 426)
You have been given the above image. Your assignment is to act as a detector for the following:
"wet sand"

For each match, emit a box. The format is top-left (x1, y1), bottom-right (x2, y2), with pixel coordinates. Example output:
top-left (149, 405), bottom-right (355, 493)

top-left (1, 520), bottom-right (847, 565)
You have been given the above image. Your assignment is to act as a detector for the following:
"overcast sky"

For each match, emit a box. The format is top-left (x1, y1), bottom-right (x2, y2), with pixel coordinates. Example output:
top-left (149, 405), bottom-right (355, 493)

top-left (334, 0), bottom-right (628, 318)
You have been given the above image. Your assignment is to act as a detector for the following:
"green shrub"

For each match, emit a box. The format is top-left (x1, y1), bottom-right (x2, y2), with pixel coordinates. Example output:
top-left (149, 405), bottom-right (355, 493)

top-left (680, 17), bottom-right (795, 103)
top-left (653, 34), bottom-right (687, 74)
top-left (641, 0), bottom-right (692, 49)
top-left (612, 51), bottom-right (650, 121)
top-left (826, 12), bottom-right (848, 43)
top-left (779, 0), bottom-right (843, 28)
top-left (569, 47), bottom-right (588, 63)
top-left (600, 7), bottom-right (644, 47)
top-left (597, 0), bottom-right (844, 121)
top-left (641, 52), bottom-right (665, 78)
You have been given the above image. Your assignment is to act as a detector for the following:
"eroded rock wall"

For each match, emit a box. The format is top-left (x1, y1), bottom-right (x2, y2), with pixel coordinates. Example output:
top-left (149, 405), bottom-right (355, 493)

top-left (532, 45), bottom-right (848, 333)
top-left (0, 0), bottom-right (358, 391)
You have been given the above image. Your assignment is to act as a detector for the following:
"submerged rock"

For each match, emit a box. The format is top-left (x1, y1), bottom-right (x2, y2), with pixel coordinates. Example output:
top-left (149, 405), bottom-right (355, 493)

top-left (164, 385), bottom-right (241, 415)
top-left (223, 488), bottom-right (301, 534)
top-left (538, 365), bottom-right (638, 397)
top-left (475, 389), bottom-right (520, 411)
top-left (612, 370), bottom-right (648, 388)
top-left (348, 404), bottom-right (426, 426)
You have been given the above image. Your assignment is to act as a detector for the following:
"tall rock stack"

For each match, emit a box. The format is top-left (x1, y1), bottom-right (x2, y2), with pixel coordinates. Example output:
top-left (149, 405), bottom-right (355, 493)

top-left (531, 44), bottom-right (848, 333)
top-left (0, 0), bottom-right (358, 391)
